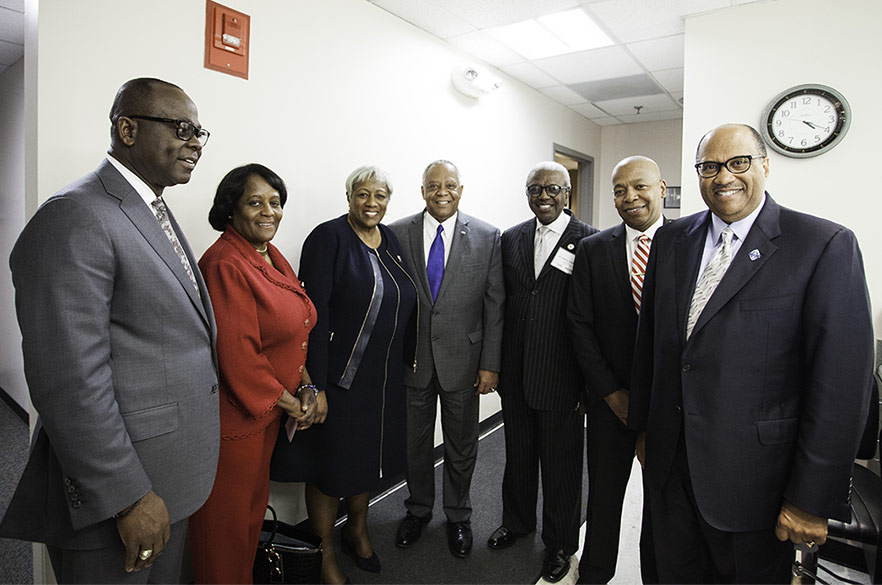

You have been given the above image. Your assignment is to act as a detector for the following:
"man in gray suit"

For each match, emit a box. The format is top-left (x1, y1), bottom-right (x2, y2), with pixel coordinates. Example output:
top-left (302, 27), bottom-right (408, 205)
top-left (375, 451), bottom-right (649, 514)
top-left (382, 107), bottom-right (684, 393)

top-left (389, 160), bottom-right (504, 558)
top-left (0, 78), bottom-right (220, 583)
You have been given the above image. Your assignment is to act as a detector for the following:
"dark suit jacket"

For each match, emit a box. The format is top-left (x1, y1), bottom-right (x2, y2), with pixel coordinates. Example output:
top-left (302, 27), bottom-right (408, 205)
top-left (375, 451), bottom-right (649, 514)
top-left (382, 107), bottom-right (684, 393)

top-left (500, 210), bottom-right (597, 411)
top-left (1, 160), bottom-right (220, 549)
top-left (389, 211), bottom-right (504, 392)
top-left (629, 195), bottom-right (873, 532)
top-left (568, 220), bottom-right (668, 405)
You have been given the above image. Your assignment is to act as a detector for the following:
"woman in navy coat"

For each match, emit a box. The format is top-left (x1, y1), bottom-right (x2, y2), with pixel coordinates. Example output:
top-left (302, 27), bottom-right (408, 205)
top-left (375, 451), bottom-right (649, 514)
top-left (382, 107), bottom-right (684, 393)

top-left (272, 165), bottom-right (416, 584)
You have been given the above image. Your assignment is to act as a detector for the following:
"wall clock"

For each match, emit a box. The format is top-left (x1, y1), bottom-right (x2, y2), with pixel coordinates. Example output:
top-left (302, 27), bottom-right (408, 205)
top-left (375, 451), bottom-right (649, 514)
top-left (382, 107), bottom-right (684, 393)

top-left (760, 84), bottom-right (851, 158)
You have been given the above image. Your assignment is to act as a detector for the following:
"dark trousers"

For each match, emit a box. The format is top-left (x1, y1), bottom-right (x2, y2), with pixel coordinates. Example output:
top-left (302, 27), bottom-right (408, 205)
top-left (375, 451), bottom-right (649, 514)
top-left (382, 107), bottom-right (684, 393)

top-left (649, 432), bottom-right (792, 584)
top-left (500, 390), bottom-right (584, 553)
top-left (404, 371), bottom-right (479, 523)
top-left (578, 401), bottom-right (657, 584)
top-left (47, 519), bottom-right (188, 584)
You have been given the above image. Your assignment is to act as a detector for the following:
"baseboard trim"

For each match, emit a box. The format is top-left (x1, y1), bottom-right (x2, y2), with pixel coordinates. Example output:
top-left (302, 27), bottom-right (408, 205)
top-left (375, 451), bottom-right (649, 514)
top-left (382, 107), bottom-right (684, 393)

top-left (0, 385), bottom-right (28, 425)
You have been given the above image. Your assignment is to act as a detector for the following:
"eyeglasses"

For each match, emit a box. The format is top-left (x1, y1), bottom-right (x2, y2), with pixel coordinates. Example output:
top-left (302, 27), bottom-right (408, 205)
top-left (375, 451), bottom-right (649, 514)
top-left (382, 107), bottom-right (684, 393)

top-left (694, 155), bottom-right (764, 178)
top-left (526, 184), bottom-right (569, 198)
top-left (127, 115), bottom-right (211, 146)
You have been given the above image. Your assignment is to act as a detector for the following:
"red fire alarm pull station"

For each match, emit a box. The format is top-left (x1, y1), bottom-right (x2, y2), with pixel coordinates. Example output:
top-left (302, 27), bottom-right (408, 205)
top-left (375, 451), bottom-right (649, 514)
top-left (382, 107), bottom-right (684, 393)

top-left (204, 1), bottom-right (250, 79)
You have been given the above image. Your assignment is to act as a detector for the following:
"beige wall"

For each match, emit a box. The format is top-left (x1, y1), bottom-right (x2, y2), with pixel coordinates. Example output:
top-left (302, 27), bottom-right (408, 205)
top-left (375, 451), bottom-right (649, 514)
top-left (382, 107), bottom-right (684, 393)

top-left (598, 118), bottom-right (684, 229)
top-left (682, 0), bottom-right (882, 335)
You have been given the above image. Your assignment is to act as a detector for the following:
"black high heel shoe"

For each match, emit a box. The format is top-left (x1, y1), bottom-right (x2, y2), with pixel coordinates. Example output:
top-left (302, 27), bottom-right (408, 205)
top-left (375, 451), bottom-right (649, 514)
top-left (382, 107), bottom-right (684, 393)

top-left (340, 525), bottom-right (381, 573)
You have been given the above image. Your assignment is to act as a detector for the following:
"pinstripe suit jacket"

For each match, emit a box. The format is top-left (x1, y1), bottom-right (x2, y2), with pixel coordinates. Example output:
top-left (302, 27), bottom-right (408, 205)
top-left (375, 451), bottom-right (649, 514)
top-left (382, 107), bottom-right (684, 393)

top-left (389, 211), bottom-right (504, 391)
top-left (500, 210), bottom-right (597, 411)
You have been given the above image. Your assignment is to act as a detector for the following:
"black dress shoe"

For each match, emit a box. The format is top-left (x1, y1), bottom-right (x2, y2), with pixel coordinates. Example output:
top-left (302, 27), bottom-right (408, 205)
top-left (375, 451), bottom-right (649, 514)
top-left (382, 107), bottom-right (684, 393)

top-left (487, 526), bottom-right (520, 549)
top-left (446, 521), bottom-right (473, 558)
top-left (341, 525), bottom-right (381, 573)
top-left (542, 548), bottom-right (571, 583)
top-left (396, 512), bottom-right (430, 548)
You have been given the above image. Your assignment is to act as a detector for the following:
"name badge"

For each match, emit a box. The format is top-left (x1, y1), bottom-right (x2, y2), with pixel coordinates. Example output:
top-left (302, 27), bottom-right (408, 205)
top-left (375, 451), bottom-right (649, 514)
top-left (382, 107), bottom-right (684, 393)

top-left (550, 247), bottom-right (575, 275)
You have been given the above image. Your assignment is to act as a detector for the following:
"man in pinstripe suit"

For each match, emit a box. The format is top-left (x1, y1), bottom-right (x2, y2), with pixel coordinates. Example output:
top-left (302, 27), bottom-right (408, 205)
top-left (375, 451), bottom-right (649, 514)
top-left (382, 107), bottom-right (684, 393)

top-left (490, 161), bottom-right (597, 583)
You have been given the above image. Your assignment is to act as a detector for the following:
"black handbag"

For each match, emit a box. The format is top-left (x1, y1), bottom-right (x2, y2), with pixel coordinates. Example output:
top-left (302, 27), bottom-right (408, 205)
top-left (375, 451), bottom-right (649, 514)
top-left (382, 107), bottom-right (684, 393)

top-left (253, 505), bottom-right (323, 584)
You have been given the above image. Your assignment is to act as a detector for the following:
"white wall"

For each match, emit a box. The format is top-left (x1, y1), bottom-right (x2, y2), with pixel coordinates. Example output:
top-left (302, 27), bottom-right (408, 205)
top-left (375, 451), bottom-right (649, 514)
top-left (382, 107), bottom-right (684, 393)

top-left (682, 0), bottom-right (882, 335)
top-left (0, 59), bottom-right (27, 410)
top-left (598, 118), bottom-right (684, 229)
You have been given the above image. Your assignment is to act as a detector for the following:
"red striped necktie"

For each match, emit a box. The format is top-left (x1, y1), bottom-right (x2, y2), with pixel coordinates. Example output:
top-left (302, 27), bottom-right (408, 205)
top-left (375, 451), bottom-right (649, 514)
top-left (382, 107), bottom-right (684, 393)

top-left (631, 235), bottom-right (650, 313)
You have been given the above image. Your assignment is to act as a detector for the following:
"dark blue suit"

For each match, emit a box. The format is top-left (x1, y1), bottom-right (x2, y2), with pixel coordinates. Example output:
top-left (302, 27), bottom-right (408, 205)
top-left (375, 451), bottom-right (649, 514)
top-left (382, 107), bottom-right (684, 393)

top-left (629, 195), bottom-right (873, 581)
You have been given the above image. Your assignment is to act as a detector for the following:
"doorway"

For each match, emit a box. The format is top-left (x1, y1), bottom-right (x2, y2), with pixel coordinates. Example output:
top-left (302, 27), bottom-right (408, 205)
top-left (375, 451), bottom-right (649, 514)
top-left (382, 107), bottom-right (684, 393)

top-left (553, 144), bottom-right (594, 225)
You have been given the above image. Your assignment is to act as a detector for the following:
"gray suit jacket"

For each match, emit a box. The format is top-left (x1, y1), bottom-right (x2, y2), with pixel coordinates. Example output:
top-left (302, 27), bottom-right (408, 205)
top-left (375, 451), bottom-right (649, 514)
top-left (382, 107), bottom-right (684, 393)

top-left (0, 160), bottom-right (220, 549)
top-left (389, 211), bottom-right (504, 391)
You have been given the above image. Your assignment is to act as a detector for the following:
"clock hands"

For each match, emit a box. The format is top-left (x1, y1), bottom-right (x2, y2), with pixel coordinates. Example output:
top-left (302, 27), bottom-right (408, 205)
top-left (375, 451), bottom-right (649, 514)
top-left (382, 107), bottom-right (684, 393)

top-left (802, 120), bottom-right (820, 130)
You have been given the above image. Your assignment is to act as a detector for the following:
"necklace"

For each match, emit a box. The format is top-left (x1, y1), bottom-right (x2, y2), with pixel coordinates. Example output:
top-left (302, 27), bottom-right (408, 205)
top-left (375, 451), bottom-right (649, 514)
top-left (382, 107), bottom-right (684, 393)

top-left (255, 244), bottom-right (268, 255)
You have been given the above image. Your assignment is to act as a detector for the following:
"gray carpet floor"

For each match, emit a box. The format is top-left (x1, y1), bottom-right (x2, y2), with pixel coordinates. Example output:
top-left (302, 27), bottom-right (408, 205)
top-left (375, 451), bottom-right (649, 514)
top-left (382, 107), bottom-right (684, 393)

top-left (0, 398), bottom-right (32, 585)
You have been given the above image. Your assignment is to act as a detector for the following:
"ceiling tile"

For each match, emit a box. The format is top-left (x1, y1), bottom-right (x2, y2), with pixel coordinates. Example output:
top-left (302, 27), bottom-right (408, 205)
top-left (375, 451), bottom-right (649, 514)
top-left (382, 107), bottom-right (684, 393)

top-left (0, 5), bottom-right (23, 44)
top-left (651, 68), bottom-right (685, 93)
top-left (569, 73), bottom-right (663, 102)
top-left (586, 0), bottom-right (731, 43)
top-left (616, 110), bottom-right (684, 123)
top-left (539, 85), bottom-right (588, 106)
top-left (571, 102), bottom-right (608, 118)
top-left (0, 37), bottom-right (23, 65)
top-left (533, 45), bottom-right (642, 85)
top-left (435, 0), bottom-right (580, 29)
top-left (500, 61), bottom-right (560, 88)
top-left (0, 1), bottom-right (23, 12)
top-left (368, 0), bottom-right (474, 38)
top-left (626, 34), bottom-right (684, 71)
top-left (591, 116), bottom-right (623, 126)
top-left (446, 31), bottom-right (524, 68)
top-left (593, 93), bottom-right (680, 116)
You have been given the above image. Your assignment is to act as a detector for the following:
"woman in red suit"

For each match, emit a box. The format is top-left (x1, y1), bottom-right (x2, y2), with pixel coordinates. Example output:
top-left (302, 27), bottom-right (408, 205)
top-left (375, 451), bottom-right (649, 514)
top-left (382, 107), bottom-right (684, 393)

top-left (190, 163), bottom-right (318, 583)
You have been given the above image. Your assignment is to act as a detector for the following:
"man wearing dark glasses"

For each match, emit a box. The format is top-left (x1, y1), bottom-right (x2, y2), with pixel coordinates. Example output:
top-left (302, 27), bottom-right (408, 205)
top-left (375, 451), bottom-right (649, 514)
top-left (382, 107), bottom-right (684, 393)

top-left (491, 161), bottom-right (596, 583)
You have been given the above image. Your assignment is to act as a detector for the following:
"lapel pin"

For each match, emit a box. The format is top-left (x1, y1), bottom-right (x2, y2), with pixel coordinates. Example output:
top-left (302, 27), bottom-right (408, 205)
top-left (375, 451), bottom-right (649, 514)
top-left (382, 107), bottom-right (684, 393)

top-left (460, 230), bottom-right (466, 235)
top-left (566, 243), bottom-right (574, 251)
top-left (397, 255), bottom-right (402, 262)
top-left (748, 249), bottom-right (761, 261)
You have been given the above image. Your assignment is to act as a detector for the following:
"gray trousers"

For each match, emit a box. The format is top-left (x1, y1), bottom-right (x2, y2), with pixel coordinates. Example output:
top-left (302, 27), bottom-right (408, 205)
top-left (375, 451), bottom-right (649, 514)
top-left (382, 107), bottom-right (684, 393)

top-left (47, 519), bottom-right (188, 584)
top-left (403, 372), bottom-right (479, 524)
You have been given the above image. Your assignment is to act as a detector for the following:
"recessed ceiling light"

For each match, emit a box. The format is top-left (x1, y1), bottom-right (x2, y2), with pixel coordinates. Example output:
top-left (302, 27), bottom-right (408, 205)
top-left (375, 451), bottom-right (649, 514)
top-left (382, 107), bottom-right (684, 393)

top-left (487, 8), bottom-right (613, 60)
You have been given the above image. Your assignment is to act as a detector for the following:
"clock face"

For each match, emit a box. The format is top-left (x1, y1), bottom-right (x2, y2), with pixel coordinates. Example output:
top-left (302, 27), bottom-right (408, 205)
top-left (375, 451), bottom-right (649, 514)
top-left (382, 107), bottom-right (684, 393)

top-left (761, 85), bottom-right (851, 158)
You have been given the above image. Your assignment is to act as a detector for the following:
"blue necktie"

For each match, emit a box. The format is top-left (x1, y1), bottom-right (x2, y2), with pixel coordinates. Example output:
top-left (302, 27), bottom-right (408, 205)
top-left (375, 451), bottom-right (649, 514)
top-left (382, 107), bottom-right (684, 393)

top-left (427, 224), bottom-right (444, 301)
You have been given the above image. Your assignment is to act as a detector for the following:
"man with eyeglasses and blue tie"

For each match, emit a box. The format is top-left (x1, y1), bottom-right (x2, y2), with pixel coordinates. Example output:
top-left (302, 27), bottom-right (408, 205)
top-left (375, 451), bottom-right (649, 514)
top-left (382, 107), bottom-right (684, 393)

top-left (1, 78), bottom-right (219, 583)
top-left (629, 123), bottom-right (873, 583)
top-left (490, 161), bottom-right (596, 583)
top-left (389, 160), bottom-right (504, 559)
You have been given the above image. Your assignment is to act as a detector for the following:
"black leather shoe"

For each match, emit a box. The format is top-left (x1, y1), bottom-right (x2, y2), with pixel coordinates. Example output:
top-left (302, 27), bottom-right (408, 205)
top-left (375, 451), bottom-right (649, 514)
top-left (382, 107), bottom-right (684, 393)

top-left (487, 526), bottom-right (520, 549)
top-left (340, 525), bottom-right (381, 573)
top-left (542, 548), bottom-right (571, 583)
top-left (447, 521), bottom-right (473, 558)
top-left (396, 512), bottom-right (430, 548)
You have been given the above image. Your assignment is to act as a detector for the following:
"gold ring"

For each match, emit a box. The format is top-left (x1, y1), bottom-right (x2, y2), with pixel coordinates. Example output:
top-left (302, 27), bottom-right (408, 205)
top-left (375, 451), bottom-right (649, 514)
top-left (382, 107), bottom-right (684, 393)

top-left (139, 549), bottom-right (153, 560)
top-left (805, 541), bottom-right (815, 548)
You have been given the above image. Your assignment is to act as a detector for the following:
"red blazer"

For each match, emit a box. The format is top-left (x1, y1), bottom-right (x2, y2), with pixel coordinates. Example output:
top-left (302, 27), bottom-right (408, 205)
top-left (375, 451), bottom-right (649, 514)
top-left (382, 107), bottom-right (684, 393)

top-left (199, 226), bottom-right (316, 439)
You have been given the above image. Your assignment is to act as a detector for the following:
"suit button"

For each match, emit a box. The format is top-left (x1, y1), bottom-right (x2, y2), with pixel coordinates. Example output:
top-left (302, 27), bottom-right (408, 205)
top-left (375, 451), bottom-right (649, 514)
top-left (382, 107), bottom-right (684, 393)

top-left (304, 319), bottom-right (310, 327)
top-left (64, 478), bottom-right (72, 486)
top-left (433, 311), bottom-right (439, 316)
top-left (211, 384), bottom-right (219, 394)
top-left (681, 363), bottom-right (691, 372)
top-left (72, 501), bottom-right (81, 509)
top-left (531, 290), bottom-right (538, 295)
top-left (675, 404), bottom-right (682, 414)
top-left (432, 335), bottom-right (439, 341)
top-left (301, 341), bottom-right (308, 350)
top-left (67, 485), bottom-right (76, 493)
top-left (298, 365), bottom-right (304, 373)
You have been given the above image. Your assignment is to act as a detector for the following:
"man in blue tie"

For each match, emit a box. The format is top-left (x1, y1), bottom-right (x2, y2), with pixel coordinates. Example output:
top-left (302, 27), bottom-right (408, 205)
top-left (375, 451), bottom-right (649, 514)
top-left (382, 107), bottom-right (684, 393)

top-left (389, 160), bottom-right (505, 558)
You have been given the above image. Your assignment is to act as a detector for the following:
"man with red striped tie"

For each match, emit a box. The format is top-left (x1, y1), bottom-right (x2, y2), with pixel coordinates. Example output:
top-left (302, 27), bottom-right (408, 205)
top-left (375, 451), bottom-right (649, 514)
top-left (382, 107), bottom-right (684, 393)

top-left (567, 155), bottom-right (668, 583)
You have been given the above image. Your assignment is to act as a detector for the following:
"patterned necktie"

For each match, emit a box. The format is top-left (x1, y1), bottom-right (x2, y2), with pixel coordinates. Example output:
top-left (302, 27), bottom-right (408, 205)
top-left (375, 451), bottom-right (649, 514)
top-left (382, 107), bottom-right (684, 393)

top-left (151, 197), bottom-right (200, 295)
top-left (686, 226), bottom-right (734, 340)
top-left (426, 224), bottom-right (444, 301)
top-left (534, 225), bottom-right (550, 279)
top-left (631, 235), bottom-right (651, 313)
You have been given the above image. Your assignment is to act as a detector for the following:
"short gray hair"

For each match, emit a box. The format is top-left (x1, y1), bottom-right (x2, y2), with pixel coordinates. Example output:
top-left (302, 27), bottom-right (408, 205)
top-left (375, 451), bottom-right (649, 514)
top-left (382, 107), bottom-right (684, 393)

top-left (421, 160), bottom-right (462, 186)
top-left (345, 165), bottom-right (393, 197)
top-left (526, 161), bottom-right (571, 188)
